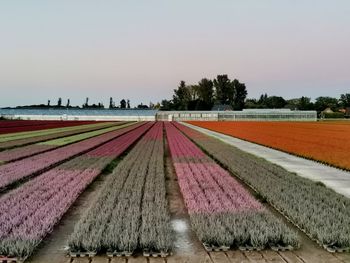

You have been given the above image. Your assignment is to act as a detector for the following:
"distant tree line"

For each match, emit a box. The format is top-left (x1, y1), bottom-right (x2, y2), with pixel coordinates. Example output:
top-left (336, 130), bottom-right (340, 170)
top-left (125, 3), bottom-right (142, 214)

top-left (159, 74), bottom-right (350, 116)
top-left (6, 77), bottom-right (350, 116)
top-left (161, 75), bottom-right (248, 111)
top-left (245, 93), bottom-right (350, 113)
top-left (12, 97), bottom-right (157, 110)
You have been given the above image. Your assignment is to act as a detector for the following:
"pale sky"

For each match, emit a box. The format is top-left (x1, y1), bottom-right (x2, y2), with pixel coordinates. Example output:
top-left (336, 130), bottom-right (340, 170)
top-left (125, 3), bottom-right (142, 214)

top-left (0, 1), bottom-right (349, 107)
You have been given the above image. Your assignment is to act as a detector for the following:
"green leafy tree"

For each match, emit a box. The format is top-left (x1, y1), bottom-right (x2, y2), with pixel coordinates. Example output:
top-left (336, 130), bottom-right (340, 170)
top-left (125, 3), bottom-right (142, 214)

top-left (83, 97), bottom-right (89, 108)
top-left (286, 97), bottom-right (314, 110)
top-left (314, 96), bottom-right (339, 112)
top-left (245, 98), bottom-right (259, 109)
top-left (188, 85), bottom-right (199, 100)
top-left (298, 97), bottom-right (314, 110)
top-left (160, 99), bottom-right (174, 110)
top-left (197, 78), bottom-right (214, 109)
top-left (232, 79), bottom-right (247, 110)
top-left (258, 93), bottom-right (268, 108)
top-left (173, 81), bottom-right (191, 110)
top-left (120, 99), bottom-right (126, 109)
top-left (265, 96), bottom-right (286, 108)
top-left (109, 97), bottom-right (115, 109)
top-left (340, 93), bottom-right (350, 107)
top-left (213, 75), bottom-right (233, 105)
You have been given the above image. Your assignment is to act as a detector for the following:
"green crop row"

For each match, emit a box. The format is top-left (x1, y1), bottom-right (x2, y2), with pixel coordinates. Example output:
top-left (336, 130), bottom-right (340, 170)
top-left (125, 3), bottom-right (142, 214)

top-left (38, 123), bottom-right (135, 146)
top-left (0, 122), bottom-right (115, 143)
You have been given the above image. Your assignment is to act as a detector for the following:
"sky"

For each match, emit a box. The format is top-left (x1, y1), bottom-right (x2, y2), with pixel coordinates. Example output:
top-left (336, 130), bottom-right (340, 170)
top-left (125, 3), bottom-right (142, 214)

top-left (0, 1), bottom-right (349, 107)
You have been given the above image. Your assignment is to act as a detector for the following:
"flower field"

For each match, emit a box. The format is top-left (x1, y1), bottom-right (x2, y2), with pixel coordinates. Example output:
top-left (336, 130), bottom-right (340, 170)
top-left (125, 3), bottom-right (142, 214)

top-left (0, 122), bottom-right (143, 191)
top-left (0, 122), bottom-right (130, 163)
top-left (0, 122), bottom-right (153, 259)
top-left (0, 120), bottom-right (349, 262)
top-left (165, 122), bottom-right (298, 250)
top-left (187, 121), bottom-right (350, 171)
top-left (0, 122), bottom-right (120, 150)
top-left (175, 122), bottom-right (350, 251)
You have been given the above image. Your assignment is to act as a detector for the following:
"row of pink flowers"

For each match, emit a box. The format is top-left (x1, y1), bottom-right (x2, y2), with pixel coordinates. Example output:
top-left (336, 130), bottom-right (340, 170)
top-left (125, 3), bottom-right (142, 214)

top-left (0, 144), bottom-right (54, 163)
top-left (0, 122), bottom-right (146, 189)
top-left (141, 121), bottom-right (163, 140)
top-left (87, 122), bottom-right (154, 157)
top-left (0, 168), bottom-right (100, 240)
top-left (166, 123), bottom-right (206, 159)
top-left (165, 122), bottom-right (263, 214)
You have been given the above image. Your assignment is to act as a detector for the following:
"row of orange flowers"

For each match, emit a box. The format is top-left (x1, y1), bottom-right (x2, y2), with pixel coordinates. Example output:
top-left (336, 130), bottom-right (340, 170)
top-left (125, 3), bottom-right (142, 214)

top-left (188, 121), bottom-right (350, 171)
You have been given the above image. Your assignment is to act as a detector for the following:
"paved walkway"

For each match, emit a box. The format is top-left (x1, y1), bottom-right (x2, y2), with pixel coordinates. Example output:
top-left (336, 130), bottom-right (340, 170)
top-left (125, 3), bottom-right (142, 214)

top-left (182, 122), bottom-right (350, 199)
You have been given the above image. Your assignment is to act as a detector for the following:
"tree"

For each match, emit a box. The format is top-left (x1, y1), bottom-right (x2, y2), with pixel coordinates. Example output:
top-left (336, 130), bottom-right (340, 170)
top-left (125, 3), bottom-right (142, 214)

top-left (286, 97), bottom-right (313, 110)
top-left (127, 99), bottom-right (131, 109)
top-left (173, 81), bottom-right (191, 110)
top-left (109, 97), bottom-right (114, 109)
top-left (47, 100), bottom-right (50, 107)
top-left (197, 78), bottom-right (214, 109)
top-left (245, 98), bottom-right (259, 109)
top-left (298, 97), bottom-right (314, 110)
top-left (265, 96), bottom-right (286, 108)
top-left (258, 93), bottom-right (268, 107)
top-left (166, 75), bottom-right (249, 110)
top-left (232, 79), bottom-right (247, 110)
top-left (120, 99), bottom-right (126, 109)
top-left (160, 99), bottom-right (174, 110)
top-left (57, 98), bottom-right (62, 107)
top-left (340, 93), bottom-right (350, 107)
top-left (149, 102), bottom-right (155, 109)
top-left (66, 99), bottom-right (70, 107)
top-left (187, 85), bottom-right (199, 101)
top-left (213, 75), bottom-right (233, 105)
top-left (255, 94), bottom-right (287, 109)
top-left (137, 103), bottom-right (149, 109)
top-left (83, 97), bottom-right (89, 108)
top-left (314, 96), bottom-right (339, 112)
top-left (154, 102), bottom-right (161, 109)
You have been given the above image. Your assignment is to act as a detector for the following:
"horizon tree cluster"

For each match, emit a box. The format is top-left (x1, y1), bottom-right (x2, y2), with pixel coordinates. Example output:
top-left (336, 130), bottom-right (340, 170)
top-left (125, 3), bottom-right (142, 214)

top-left (161, 75), bottom-right (248, 111)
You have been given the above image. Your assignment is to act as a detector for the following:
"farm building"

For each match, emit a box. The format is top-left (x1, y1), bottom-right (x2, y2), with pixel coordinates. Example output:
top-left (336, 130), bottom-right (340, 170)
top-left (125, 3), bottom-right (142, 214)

top-left (157, 109), bottom-right (317, 121)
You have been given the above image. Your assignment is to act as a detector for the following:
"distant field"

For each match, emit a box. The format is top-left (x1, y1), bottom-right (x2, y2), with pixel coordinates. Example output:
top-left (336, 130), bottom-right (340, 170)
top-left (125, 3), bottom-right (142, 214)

top-left (188, 121), bottom-right (350, 171)
top-left (0, 120), bottom-right (97, 134)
